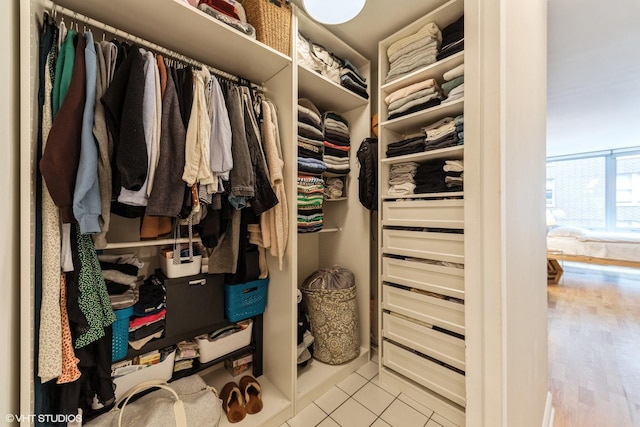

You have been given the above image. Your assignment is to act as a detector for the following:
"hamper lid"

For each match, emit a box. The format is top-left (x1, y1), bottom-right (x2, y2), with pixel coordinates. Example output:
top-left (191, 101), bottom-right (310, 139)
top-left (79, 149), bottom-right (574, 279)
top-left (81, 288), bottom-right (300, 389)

top-left (301, 265), bottom-right (355, 290)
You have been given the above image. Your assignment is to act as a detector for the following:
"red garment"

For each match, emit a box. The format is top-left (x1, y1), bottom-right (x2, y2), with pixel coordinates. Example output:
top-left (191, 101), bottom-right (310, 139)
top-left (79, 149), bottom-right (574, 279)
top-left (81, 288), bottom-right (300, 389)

top-left (323, 141), bottom-right (351, 152)
top-left (129, 308), bottom-right (167, 330)
top-left (198, 0), bottom-right (240, 20)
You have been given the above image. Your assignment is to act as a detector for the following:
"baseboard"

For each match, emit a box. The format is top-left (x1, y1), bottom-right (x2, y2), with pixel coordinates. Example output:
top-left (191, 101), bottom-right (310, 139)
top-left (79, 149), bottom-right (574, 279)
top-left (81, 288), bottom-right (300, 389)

top-left (542, 391), bottom-right (555, 427)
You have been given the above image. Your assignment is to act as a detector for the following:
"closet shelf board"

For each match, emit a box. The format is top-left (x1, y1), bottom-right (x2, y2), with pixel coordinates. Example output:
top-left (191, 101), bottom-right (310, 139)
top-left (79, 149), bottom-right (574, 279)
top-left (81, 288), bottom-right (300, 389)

top-left (200, 368), bottom-right (292, 427)
top-left (378, 0), bottom-right (464, 51)
top-left (53, 0), bottom-right (292, 84)
top-left (298, 66), bottom-right (369, 112)
top-left (324, 197), bottom-right (348, 202)
top-left (381, 98), bottom-right (464, 133)
top-left (381, 51), bottom-right (464, 95)
top-left (104, 237), bottom-right (202, 250)
top-left (297, 12), bottom-right (368, 69)
top-left (380, 145), bottom-right (464, 164)
top-left (296, 347), bottom-right (369, 409)
top-left (382, 191), bottom-right (464, 201)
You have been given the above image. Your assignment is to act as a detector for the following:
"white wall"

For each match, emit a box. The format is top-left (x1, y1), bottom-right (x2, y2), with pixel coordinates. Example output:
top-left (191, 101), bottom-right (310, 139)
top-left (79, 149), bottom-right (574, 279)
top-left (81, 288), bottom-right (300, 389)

top-left (0, 0), bottom-right (21, 420)
top-left (465, 0), bottom-right (548, 425)
top-left (503, 0), bottom-right (549, 425)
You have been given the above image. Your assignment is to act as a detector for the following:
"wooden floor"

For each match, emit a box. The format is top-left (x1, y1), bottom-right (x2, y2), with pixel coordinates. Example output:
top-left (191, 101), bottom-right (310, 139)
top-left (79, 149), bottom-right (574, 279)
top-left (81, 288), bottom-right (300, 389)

top-left (548, 263), bottom-right (640, 427)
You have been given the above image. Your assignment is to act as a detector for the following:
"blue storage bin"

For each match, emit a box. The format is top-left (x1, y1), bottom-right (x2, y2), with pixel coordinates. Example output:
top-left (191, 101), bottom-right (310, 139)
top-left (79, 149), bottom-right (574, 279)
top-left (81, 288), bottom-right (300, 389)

top-left (225, 278), bottom-right (269, 322)
top-left (111, 306), bottom-right (134, 362)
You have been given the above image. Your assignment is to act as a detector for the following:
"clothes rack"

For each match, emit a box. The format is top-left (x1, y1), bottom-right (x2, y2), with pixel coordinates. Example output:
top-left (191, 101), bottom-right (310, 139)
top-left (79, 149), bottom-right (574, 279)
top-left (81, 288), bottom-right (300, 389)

top-left (44, 0), bottom-right (266, 92)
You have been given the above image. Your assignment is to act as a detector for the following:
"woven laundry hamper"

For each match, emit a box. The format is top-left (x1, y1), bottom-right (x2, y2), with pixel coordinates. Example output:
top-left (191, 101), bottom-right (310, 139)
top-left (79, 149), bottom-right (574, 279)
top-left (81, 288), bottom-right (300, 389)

top-left (301, 266), bottom-right (360, 365)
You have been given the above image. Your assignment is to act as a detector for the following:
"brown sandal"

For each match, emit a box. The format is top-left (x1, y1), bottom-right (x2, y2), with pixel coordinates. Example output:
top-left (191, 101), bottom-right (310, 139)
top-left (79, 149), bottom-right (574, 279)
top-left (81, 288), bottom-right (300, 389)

top-left (239, 375), bottom-right (263, 415)
top-left (220, 382), bottom-right (246, 423)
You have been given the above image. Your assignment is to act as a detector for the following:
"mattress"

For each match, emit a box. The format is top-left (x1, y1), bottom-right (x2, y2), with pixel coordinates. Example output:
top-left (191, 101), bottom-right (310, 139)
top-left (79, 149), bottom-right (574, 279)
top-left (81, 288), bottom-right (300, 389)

top-left (547, 234), bottom-right (640, 262)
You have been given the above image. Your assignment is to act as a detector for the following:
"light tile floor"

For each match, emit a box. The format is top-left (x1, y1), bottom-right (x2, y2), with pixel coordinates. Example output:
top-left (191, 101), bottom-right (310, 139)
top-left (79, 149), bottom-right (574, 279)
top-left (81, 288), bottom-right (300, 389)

top-left (283, 360), bottom-right (458, 427)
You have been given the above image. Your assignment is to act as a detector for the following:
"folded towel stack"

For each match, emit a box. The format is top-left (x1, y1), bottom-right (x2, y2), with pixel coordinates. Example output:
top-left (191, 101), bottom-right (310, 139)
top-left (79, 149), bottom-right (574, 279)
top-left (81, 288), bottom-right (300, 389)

top-left (385, 22), bottom-right (442, 83)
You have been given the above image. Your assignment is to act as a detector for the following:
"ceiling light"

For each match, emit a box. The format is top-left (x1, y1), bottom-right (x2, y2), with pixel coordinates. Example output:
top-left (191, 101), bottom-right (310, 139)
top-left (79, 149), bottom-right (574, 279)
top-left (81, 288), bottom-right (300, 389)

top-left (303, 0), bottom-right (366, 25)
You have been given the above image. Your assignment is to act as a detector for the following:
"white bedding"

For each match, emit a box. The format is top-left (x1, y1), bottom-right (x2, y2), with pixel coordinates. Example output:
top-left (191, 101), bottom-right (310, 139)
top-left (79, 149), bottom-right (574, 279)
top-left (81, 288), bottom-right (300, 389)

top-left (547, 228), bottom-right (640, 262)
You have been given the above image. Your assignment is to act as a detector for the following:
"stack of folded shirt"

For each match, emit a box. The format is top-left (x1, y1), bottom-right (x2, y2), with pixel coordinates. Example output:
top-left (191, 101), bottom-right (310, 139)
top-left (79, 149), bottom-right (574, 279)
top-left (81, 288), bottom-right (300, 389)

top-left (388, 162), bottom-right (419, 196)
top-left (99, 253), bottom-right (144, 310)
top-left (421, 117), bottom-right (459, 151)
top-left (441, 62), bottom-right (464, 104)
top-left (454, 115), bottom-right (464, 145)
top-left (413, 159), bottom-right (464, 194)
top-left (298, 99), bottom-right (327, 175)
top-left (444, 159), bottom-right (464, 191)
top-left (323, 112), bottom-right (351, 176)
top-left (128, 275), bottom-right (167, 350)
top-left (386, 22), bottom-right (442, 83)
top-left (324, 177), bottom-right (345, 200)
top-left (437, 15), bottom-right (464, 61)
top-left (340, 59), bottom-right (369, 99)
top-left (385, 135), bottom-right (426, 158)
top-left (297, 175), bottom-right (324, 233)
top-left (385, 78), bottom-right (443, 120)
top-left (198, 0), bottom-right (256, 39)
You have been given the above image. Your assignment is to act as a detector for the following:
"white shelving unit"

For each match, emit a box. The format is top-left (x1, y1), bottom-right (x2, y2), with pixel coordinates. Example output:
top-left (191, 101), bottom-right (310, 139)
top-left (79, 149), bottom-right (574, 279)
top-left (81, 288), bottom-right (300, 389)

top-left (20, 1), bottom-right (371, 424)
top-left (376, 0), bottom-right (467, 426)
top-left (294, 9), bottom-right (372, 411)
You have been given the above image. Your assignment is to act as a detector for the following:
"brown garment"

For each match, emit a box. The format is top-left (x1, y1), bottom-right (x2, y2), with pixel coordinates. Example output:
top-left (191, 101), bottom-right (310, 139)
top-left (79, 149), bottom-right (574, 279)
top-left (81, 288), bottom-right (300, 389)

top-left (157, 54), bottom-right (167, 98)
top-left (40, 34), bottom-right (86, 223)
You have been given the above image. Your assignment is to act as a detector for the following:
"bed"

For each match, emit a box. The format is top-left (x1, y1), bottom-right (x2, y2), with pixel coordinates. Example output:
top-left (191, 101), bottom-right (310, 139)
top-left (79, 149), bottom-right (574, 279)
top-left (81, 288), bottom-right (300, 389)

top-left (546, 225), bottom-right (640, 268)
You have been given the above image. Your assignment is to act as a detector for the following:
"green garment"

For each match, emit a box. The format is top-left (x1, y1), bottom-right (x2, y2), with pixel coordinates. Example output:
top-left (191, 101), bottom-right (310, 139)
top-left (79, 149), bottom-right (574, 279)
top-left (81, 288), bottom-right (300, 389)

top-left (52, 29), bottom-right (77, 118)
top-left (74, 224), bottom-right (116, 348)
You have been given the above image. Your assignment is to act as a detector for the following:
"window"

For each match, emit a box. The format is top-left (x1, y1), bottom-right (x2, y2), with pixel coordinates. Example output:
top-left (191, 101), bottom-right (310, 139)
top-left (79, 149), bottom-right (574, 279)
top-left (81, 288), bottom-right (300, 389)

top-left (615, 154), bottom-right (640, 229)
top-left (546, 149), bottom-right (640, 232)
top-left (546, 179), bottom-right (555, 207)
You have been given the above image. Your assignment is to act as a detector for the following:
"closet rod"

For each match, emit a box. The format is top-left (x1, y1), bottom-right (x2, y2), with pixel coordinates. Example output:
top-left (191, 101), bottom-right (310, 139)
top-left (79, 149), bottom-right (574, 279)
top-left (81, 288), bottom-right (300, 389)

top-left (44, 0), bottom-right (266, 91)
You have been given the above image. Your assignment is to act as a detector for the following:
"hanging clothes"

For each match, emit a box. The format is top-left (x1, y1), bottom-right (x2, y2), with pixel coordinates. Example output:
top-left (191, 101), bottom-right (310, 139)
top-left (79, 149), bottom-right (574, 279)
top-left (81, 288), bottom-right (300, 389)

top-left (92, 40), bottom-right (119, 249)
top-left (40, 31), bottom-right (85, 224)
top-left (182, 67), bottom-right (215, 190)
top-left (260, 99), bottom-right (289, 270)
top-left (73, 31), bottom-right (101, 234)
top-left (101, 44), bottom-right (147, 194)
top-left (38, 15), bottom-right (62, 385)
top-left (146, 65), bottom-right (188, 217)
top-left (117, 48), bottom-right (158, 207)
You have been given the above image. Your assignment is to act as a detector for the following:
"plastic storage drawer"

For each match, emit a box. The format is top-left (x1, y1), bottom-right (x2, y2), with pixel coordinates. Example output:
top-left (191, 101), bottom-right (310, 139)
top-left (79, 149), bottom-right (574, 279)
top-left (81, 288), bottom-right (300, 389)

top-left (382, 199), bottom-right (464, 229)
top-left (160, 271), bottom-right (225, 339)
top-left (382, 229), bottom-right (464, 264)
top-left (383, 341), bottom-right (466, 407)
top-left (382, 284), bottom-right (465, 335)
top-left (383, 312), bottom-right (465, 371)
top-left (382, 256), bottom-right (464, 299)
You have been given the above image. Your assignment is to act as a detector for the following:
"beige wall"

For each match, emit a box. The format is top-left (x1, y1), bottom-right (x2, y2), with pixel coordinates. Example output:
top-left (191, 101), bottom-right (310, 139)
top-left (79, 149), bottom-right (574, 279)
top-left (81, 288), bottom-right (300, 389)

top-left (464, 0), bottom-right (549, 425)
top-left (0, 0), bottom-right (21, 420)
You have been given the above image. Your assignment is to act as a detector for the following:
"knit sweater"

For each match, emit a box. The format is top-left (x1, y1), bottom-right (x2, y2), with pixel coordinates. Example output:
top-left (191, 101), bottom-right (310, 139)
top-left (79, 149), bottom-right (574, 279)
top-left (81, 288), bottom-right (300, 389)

top-left (260, 99), bottom-right (289, 270)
